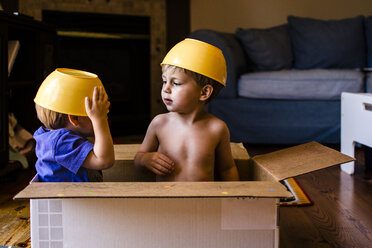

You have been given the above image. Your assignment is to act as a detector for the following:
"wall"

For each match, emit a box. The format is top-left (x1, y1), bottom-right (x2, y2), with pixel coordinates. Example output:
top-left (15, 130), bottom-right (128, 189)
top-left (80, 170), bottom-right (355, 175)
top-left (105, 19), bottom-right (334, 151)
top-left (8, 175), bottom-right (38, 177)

top-left (18, 0), bottom-right (167, 117)
top-left (191, 0), bottom-right (372, 32)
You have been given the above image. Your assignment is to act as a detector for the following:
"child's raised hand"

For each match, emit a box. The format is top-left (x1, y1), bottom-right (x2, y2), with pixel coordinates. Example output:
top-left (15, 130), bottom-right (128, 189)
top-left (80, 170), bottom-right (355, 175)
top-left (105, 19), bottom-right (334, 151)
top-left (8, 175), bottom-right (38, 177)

top-left (141, 152), bottom-right (175, 176)
top-left (85, 86), bottom-right (110, 122)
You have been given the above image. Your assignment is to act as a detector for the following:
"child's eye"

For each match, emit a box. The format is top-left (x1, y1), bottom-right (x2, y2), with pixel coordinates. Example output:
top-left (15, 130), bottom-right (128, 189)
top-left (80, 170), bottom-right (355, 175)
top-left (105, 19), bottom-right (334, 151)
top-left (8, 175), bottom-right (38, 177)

top-left (173, 81), bottom-right (181, 86)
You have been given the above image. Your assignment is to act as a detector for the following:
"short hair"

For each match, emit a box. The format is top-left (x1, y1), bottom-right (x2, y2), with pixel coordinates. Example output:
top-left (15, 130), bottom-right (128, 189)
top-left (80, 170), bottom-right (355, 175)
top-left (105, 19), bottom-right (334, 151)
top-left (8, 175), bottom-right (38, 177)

top-left (162, 64), bottom-right (223, 103)
top-left (35, 104), bottom-right (69, 129)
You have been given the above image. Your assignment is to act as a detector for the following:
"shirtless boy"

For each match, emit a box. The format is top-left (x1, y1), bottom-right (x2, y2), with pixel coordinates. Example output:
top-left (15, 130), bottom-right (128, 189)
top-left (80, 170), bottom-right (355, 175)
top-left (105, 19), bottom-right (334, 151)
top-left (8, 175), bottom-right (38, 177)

top-left (134, 38), bottom-right (239, 182)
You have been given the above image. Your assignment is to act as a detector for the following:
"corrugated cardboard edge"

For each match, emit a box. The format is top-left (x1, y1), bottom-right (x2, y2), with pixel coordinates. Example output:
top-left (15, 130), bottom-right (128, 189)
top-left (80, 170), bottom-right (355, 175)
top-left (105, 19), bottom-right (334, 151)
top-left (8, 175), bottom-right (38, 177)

top-left (252, 141), bottom-right (355, 181)
top-left (230, 142), bottom-right (250, 159)
top-left (14, 181), bottom-right (292, 200)
top-left (230, 143), bottom-right (251, 181)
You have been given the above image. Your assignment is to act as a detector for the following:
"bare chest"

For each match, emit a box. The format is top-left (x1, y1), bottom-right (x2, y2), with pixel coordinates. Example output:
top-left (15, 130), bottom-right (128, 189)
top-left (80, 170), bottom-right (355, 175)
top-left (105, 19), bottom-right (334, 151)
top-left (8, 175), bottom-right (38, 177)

top-left (159, 129), bottom-right (216, 160)
top-left (157, 128), bottom-right (219, 180)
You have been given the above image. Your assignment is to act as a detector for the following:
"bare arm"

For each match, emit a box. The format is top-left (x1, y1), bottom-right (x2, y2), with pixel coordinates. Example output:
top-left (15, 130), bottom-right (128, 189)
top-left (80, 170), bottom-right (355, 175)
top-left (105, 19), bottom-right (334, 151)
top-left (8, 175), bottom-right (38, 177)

top-left (134, 116), bottom-right (174, 175)
top-left (82, 86), bottom-right (115, 170)
top-left (215, 123), bottom-right (239, 181)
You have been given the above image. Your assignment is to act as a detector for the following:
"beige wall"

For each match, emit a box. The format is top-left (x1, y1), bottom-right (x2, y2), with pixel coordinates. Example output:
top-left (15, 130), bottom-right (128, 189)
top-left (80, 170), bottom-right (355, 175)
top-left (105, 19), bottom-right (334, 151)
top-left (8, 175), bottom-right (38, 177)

top-left (191, 0), bottom-right (372, 32)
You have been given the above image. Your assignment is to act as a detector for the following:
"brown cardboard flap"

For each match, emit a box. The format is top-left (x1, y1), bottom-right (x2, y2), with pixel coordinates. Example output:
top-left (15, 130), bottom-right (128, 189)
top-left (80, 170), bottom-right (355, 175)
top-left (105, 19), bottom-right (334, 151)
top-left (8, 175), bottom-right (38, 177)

top-left (252, 141), bottom-right (355, 181)
top-left (114, 144), bottom-right (140, 160)
top-left (14, 181), bottom-right (292, 200)
top-left (230, 142), bottom-right (250, 159)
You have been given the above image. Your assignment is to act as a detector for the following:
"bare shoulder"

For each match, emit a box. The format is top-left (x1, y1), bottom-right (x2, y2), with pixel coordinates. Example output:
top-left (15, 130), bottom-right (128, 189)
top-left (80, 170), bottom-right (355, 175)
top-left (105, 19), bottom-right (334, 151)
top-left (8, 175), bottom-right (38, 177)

top-left (150, 113), bottom-right (171, 127)
top-left (139, 113), bottom-right (172, 152)
top-left (205, 113), bottom-right (229, 134)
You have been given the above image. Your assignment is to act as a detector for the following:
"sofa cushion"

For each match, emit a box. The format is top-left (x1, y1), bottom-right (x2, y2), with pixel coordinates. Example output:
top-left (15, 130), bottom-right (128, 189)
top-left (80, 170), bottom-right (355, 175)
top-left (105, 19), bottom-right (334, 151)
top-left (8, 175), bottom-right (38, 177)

top-left (366, 72), bottom-right (372, 93)
top-left (190, 30), bottom-right (248, 98)
top-left (288, 15), bottom-right (366, 69)
top-left (236, 24), bottom-right (292, 71)
top-left (366, 16), bottom-right (372, 68)
top-left (209, 98), bottom-right (341, 144)
top-left (238, 69), bottom-right (364, 100)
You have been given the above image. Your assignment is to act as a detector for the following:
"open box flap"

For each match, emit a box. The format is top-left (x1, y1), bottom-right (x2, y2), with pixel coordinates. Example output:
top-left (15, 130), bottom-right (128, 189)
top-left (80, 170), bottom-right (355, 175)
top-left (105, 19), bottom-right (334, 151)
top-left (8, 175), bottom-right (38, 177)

top-left (252, 141), bottom-right (355, 181)
top-left (230, 142), bottom-right (250, 159)
top-left (14, 181), bottom-right (292, 200)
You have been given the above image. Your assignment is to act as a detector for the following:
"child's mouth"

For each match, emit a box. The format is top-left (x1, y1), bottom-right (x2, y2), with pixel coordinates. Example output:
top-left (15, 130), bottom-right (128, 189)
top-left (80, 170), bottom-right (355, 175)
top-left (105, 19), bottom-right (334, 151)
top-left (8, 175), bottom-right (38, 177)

top-left (163, 98), bottom-right (173, 105)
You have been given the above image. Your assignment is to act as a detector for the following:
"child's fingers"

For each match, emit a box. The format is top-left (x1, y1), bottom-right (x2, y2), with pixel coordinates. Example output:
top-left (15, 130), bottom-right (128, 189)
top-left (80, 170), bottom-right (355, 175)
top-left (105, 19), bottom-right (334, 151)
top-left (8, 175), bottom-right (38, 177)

top-left (158, 154), bottom-right (175, 168)
top-left (102, 88), bottom-right (108, 102)
top-left (99, 86), bottom-right (106, 101)
top-left (106, 100), bottom-right (111, 110)
top-left (85, 96), bottom-right (92, 111)
top-left (153, 161), bottom-right (172, 175)
top-left (96, 86), bottom-right (108, 102)
top-left (153, 157), bottom-right (174, 174)
top-left (88, 86), bottom-right (110, 114)
top-left (96, 86), bottom-right (102, 101)
top-left (151, 166), bottom-right (166, 176)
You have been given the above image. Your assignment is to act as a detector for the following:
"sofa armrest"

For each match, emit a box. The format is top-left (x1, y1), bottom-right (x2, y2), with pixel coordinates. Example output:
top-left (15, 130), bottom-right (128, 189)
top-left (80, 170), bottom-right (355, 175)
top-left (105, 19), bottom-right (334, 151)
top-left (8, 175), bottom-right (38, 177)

top-left (189, 29), bottom-right (248, 98)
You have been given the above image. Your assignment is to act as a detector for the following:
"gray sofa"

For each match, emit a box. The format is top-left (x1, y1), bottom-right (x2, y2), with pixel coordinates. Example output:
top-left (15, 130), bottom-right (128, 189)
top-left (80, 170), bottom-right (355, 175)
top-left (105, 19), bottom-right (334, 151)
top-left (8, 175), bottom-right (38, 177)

top-left (190, 15), bottom-right (372, 144)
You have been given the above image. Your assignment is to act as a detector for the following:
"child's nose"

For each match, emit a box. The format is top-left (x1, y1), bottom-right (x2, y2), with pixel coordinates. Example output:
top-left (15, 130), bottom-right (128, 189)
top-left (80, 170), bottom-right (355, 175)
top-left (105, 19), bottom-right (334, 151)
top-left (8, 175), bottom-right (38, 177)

top-left (163, 82), bottom-right (171, 93)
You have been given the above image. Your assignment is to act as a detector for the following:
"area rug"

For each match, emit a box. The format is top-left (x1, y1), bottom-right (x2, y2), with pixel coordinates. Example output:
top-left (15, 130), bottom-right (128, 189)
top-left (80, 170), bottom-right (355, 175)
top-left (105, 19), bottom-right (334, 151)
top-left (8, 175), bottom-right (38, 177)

top-left (280, 177), bottom-right (313, 206)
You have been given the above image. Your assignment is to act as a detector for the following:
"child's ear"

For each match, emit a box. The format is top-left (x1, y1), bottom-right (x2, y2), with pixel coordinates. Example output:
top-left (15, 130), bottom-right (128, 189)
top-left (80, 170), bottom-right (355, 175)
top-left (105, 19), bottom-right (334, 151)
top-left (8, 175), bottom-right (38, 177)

top-left (200, 85), bottom-right (213, 101)
top-left (68, 115), bottom-right (79, 126)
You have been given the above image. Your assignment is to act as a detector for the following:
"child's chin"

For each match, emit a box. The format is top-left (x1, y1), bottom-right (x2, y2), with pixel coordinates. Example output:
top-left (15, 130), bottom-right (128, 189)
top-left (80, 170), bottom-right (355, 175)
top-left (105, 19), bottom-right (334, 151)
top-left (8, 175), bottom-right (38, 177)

top-left (164, 104), bottom-right (172, 110)
top-left (166, 106), bottom-right (177, 112)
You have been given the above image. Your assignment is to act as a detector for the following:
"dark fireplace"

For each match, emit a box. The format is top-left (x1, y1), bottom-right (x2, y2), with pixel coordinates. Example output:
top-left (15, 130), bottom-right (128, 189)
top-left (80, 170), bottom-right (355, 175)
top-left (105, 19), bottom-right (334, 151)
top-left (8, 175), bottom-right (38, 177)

top-left (42, 10), bottom-right (150, 137)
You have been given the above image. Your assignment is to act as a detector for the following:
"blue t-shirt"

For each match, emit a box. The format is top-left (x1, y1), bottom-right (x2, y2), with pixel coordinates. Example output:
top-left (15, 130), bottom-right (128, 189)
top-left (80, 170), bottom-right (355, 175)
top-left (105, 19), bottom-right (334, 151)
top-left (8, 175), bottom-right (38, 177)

top-left (34, 127), bottom-right (94, 182)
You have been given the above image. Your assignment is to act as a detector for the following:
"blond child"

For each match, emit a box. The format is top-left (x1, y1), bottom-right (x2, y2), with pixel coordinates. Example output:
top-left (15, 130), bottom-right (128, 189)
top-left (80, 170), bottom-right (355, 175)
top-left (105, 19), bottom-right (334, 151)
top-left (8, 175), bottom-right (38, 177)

top-left (134, 39), bottom-right (239, 181)
top-left (33, 68), bottom-right (114, 182)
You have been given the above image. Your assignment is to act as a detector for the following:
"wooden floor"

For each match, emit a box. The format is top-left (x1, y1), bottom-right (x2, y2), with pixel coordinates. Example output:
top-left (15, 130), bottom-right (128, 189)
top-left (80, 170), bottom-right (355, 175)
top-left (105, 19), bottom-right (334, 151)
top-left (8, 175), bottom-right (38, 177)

top-left (1, 144), bottom-right (372, 248)
top-left (0, 166), bottom-right (34, 247)
top-left (246, 144), bottom-right (372, 248)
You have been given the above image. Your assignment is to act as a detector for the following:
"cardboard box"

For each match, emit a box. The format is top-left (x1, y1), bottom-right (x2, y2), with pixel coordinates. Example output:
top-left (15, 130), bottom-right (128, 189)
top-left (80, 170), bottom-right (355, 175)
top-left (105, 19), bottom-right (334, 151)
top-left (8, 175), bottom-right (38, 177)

top-left (14, 142), bottom-right (353, 248)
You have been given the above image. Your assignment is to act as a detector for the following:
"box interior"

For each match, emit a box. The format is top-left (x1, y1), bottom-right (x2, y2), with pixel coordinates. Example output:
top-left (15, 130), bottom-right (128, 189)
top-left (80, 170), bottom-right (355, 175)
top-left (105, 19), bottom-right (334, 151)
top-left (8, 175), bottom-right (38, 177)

top-left (14, 142), bottom-right (353, 200)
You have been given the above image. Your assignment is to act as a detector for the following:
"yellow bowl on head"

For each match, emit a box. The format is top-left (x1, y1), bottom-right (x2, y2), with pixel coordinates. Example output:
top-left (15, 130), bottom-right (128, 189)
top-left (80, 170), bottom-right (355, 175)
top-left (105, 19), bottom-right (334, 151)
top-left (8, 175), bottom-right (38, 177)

top-left (34, 68), bottom-right (104, 116)
top-left (161, 38), bottom-right (227, 87)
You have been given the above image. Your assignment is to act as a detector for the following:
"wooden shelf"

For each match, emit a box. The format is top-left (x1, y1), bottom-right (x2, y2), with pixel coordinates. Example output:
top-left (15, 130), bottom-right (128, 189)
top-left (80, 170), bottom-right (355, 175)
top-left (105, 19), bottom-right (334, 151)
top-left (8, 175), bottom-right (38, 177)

top-left (0, 11), bottom-right (56, 171)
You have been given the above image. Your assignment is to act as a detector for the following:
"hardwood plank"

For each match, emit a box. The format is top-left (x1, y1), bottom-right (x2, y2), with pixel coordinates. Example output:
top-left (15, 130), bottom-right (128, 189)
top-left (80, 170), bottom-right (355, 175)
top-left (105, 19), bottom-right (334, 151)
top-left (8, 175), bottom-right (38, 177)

top-left (0, 199), bottom-right (30, 247)
top-left (280, 161), bottom-right (372, 247)
top-left (280, 207), bottom-right (332, 248)
top-left (294, 170), bottom-right (372, 247)
top-left (0, 168), bottom-right (34, 248)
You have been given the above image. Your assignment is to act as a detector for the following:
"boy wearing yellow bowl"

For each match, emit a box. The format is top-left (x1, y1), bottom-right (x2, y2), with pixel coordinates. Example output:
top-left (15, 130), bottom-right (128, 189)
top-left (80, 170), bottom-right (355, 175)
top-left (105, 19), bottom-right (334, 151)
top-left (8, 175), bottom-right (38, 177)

top-left (134, 39), bottom-right (239, 181)
top-left (33, 68), bottom-right (115, 182)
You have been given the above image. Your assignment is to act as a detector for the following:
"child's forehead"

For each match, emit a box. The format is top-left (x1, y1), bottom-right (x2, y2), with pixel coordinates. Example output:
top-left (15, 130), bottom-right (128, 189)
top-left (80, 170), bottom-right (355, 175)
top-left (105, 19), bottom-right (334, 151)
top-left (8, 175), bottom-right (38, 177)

top-left (162, 65), bottom-right (184, 73)
top-left (162, 66), bottom-right (189, 77)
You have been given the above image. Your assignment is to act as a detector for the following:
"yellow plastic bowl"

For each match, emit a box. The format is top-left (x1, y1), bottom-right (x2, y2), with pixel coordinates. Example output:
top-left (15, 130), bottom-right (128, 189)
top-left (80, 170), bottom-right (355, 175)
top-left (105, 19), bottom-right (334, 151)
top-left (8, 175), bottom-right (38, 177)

top-left (161, 38), bottom-right (227, 87)
top-left (34, 68), bottom-right (105, 116)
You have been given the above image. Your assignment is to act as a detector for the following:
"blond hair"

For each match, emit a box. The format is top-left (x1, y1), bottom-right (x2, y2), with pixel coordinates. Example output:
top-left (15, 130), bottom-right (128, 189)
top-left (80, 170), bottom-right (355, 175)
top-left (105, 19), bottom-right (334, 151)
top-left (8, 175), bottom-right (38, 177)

top-left (162, 64), bottom-right (223, 103)
top-left (35, 104), bottom-right (69, 129)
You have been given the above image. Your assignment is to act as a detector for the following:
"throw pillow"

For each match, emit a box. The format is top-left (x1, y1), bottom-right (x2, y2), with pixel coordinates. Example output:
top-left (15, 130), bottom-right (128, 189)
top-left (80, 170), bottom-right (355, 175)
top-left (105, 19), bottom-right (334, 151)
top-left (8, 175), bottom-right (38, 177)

top-left (236, 24), bottom-right (293, 71)
top-left (288, 15), bottom-right (366, 69)
top-left (365, 16), bottom-right (372, 68)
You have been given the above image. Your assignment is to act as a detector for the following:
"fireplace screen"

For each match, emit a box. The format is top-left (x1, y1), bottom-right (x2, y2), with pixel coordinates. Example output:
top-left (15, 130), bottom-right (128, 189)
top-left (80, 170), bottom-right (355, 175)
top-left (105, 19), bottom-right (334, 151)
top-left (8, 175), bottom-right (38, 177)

top-left (42, 10), bottom-right (150, 137)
